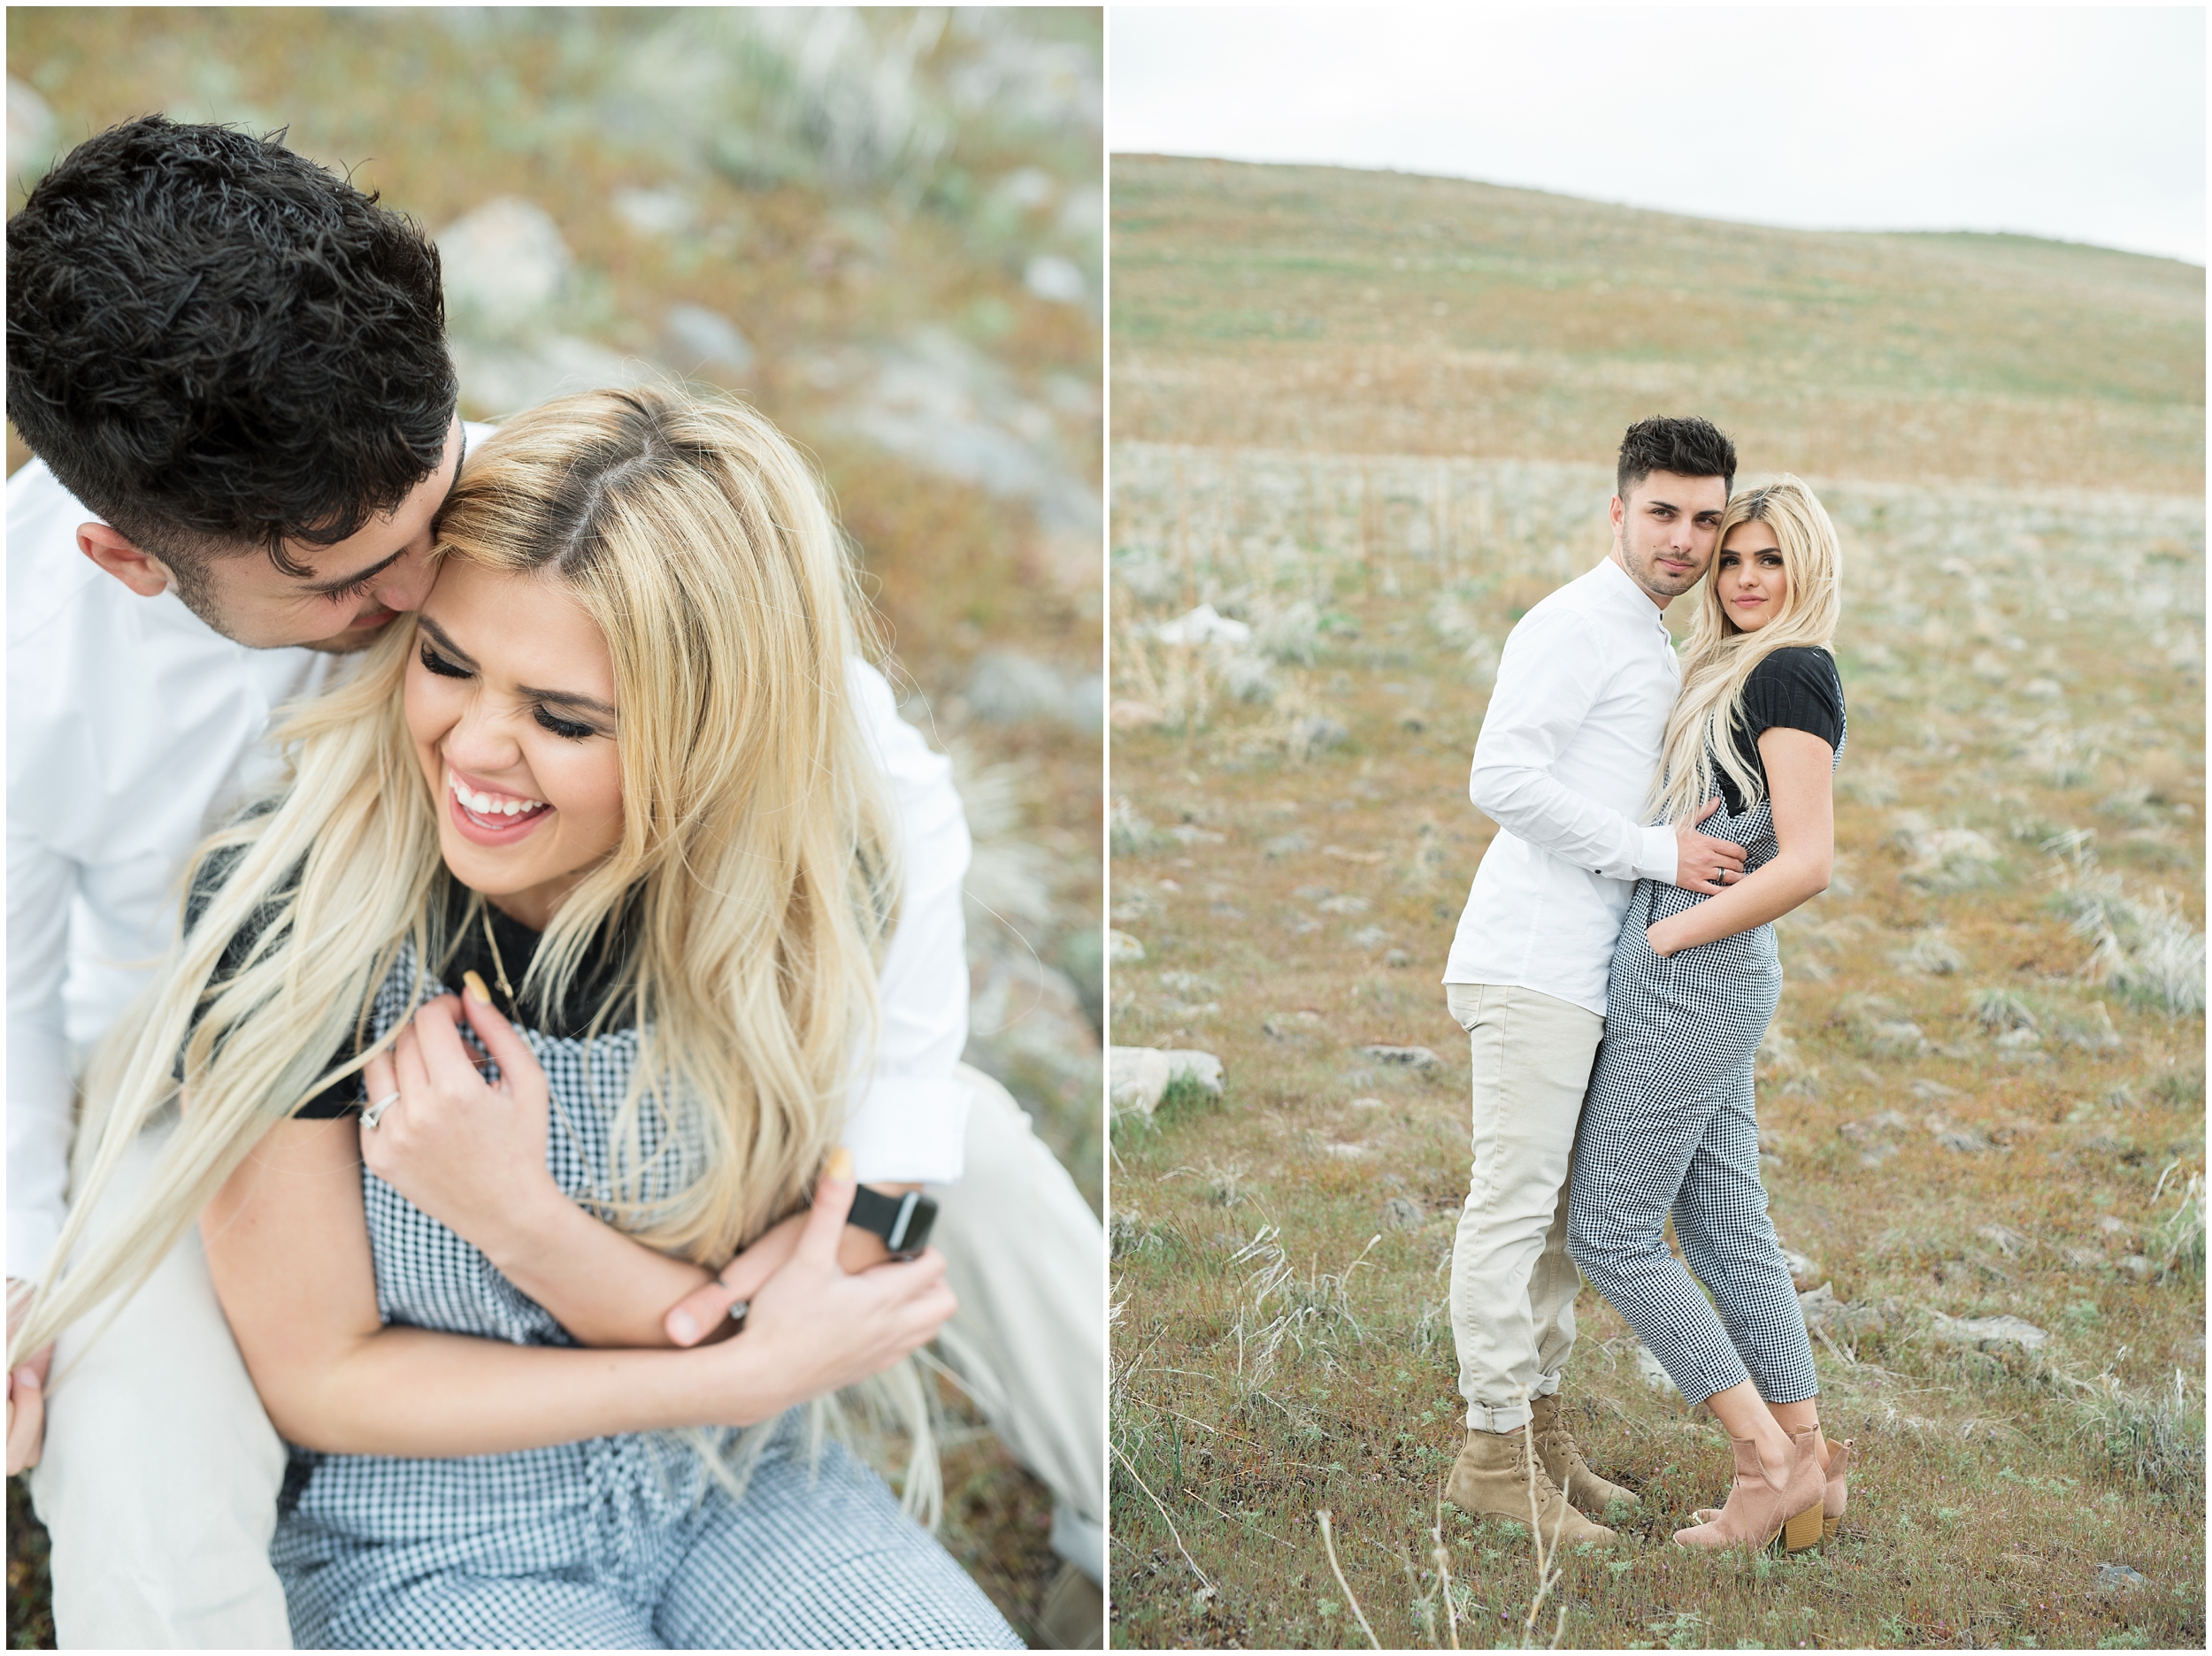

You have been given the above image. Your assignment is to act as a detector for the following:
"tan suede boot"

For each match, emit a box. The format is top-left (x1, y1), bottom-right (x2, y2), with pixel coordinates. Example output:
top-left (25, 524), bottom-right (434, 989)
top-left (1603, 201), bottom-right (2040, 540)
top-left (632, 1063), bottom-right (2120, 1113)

top-left (1530, 1393), bottom-right (1640, 1518)
top-left (1445, 1425), bottom-right (1618, 1546)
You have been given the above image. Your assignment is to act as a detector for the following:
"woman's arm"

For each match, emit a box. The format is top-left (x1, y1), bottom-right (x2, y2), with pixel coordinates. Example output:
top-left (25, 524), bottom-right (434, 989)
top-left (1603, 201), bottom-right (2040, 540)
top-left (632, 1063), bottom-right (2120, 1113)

top-left (202, 1122), bottom-right (956, 1458)
top-left (356, 992), bottom-right (712, 1348)
top-left (1647, 726), bottom-right (1834, 956)
top-left (362, 992), bottom-right (914, 1349)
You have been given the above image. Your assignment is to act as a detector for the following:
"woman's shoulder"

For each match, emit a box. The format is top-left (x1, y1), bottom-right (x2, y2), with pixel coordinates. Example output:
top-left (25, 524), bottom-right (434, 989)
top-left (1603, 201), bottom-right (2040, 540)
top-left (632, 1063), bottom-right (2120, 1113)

top-left (1747, 645), bottom-right (1843, 706)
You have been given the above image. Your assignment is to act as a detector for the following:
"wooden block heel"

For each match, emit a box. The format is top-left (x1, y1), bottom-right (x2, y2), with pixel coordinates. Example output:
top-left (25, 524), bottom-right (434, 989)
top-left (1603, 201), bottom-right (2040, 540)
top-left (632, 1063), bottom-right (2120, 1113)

top-left (1781, 1502), bottom-right (1824, 1551)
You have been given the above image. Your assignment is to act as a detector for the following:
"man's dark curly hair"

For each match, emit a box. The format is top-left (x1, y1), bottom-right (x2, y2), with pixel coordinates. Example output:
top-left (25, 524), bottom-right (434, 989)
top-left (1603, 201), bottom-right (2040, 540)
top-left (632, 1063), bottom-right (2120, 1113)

top-left (1616, 416), bottom-right (1737, 503)
top-left (6, 115), bottom-right (456, 575)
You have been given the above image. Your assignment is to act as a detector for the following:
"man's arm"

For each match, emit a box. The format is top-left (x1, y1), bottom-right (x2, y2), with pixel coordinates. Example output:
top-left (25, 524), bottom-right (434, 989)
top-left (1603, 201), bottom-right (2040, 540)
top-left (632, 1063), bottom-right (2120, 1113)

top-left (837, 658), bottom-right (974, 1183)
top-left (661, 661), bottom-right (972, 1344)
top-left (1468, 611), bottom-right (1744, 894)
top-left (8, 832), bottom-right (80, 1287)
top-left (5, 831), bottom-right (78, 1470)
top-left (1467, 611), bottom-right (1681, 883)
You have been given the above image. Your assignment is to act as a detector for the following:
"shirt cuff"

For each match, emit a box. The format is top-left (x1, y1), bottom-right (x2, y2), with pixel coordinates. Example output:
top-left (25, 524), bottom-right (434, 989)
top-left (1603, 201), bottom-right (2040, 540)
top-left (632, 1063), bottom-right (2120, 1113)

top-left (841, 1077), bottom-right (973, 1185)
top-left (1635, 824), bottom-right (1678, 886)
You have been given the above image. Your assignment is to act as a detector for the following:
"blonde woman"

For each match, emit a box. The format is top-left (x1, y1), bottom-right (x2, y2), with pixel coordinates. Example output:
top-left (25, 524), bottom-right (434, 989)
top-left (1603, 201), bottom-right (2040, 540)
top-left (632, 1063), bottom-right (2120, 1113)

top-left (11, 387), bottom-right (1018, 1648)
top-left (1566, 476), bottom-right (1850, 1552)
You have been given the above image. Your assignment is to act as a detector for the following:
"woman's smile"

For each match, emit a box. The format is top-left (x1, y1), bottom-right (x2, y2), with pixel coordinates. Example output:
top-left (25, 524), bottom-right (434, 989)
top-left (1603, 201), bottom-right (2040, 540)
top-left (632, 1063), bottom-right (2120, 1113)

top-left (444, 764), bottom-right (556, 846)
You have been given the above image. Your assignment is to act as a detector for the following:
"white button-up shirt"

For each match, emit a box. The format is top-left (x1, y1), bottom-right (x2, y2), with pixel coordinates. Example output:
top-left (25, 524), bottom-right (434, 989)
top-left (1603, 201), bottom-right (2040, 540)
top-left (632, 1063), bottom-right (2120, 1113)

top-left (1443, 556), bottom-right (1682, 1019)
top-left (7, 455), bottom-right (974, 1281)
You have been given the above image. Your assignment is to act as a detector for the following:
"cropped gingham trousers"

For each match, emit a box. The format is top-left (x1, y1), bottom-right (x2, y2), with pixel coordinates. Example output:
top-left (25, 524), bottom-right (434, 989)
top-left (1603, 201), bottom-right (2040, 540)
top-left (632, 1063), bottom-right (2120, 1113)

top-left (1567, 793), bottom-right (1819, 1407)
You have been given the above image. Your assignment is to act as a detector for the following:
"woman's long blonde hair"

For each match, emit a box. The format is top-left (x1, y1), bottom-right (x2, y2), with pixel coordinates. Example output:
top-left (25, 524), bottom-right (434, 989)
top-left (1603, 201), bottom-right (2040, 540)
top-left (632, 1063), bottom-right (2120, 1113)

top-left (1647, 474), bottom-right (1841, 826)
top-left (13, 386), bottom-right (929, 1500)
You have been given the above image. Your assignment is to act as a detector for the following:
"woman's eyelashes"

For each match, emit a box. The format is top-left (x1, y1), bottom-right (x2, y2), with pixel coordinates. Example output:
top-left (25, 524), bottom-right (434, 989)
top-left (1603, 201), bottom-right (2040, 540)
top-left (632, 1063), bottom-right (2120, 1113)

top-left (421, 640), bottom-right (602, 740)
top-left (419, 640), bottom-right (472, 678)
top-left (533, 705), bottom-right (601, 741)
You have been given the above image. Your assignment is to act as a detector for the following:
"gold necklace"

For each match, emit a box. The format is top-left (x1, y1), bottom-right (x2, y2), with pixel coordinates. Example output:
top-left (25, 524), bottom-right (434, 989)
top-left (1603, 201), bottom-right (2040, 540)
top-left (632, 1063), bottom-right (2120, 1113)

top-left (480, 905), bottom-right (517, 1002)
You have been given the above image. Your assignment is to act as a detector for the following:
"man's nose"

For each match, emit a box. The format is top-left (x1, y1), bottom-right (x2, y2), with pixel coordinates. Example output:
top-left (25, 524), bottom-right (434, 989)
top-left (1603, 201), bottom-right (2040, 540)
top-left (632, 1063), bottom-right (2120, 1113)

top-left (376, 546), bottom-right (439, 614)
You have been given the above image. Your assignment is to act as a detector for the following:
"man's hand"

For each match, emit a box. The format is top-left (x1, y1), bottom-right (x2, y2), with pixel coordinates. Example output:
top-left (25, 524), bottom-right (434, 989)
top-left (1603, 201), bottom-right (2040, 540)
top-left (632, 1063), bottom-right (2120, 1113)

top-left (6, 1279), bottom-right (54, 1476)
top-left (1673, 800), bottom-right (1747, 894)
top-left (357, 989), bottom-right (561, 1255)
top-left (661, 1178), bottom-right (921, 1347)
top-left (694, 1150), bottom-right (956, 1419)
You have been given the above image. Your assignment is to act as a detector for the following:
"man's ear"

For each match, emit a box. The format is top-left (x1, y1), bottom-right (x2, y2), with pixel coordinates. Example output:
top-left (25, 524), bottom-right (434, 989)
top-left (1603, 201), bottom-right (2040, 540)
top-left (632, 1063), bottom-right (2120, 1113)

top-left (77, 524), bottom-right (173, 598)
top-left (1608, 494), bottom-right (1626, 552)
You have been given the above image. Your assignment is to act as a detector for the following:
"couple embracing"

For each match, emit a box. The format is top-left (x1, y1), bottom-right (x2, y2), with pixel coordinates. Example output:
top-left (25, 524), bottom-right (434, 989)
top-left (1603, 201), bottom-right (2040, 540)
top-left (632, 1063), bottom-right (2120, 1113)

top-left (7, 118), bottom-right (1102, 1649)
top-left (1439, 417), bottom-right (1851, 1552)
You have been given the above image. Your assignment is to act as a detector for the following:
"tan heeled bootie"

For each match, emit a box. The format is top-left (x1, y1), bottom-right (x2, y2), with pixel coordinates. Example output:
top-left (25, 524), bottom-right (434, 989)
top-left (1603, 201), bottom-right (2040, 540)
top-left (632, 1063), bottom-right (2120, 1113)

top-left (1671, 1429), bottom-right (1824, 1552)
top-left (1692, 1433), bottom-right (1850, 1539)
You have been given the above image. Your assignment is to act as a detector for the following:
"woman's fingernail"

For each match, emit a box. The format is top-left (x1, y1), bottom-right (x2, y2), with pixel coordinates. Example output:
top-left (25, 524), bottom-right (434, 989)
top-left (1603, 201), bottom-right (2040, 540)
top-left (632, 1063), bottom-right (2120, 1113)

top-left (668, 1311), bottom-right (697, 1346)
top-left (825, 1146), bottom-right (854, 1182)
top-left (13, 1368), bottom-right (37, 1391)
top-left (462, 970), bottom-right (492, 1004)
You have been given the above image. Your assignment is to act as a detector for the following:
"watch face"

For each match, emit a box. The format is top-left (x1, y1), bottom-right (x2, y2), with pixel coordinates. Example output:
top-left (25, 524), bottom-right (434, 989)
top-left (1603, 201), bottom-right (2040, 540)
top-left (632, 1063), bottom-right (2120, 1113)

top-left (886, 1189), bottom-right (937, 1256)
top-left (849, 1184), bottom-right (940, 1257)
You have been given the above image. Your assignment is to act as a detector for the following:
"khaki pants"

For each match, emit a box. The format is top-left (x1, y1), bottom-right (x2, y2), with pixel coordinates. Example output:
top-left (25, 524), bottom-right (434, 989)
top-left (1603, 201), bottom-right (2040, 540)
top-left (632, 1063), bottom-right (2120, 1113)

top-left (1444, 983), bottom-right (1604, 1434)
top-left (33, 1063), bottom-right (1102, 1648)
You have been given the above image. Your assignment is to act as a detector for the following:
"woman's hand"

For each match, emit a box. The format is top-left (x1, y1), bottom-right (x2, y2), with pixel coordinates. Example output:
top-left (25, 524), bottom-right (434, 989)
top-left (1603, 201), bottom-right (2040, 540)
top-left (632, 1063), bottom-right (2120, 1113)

top-left (1646, 918), bottom-right (1687, 958)
top-left (357, 982), bottom-right (564, 1257)
top-left (692, 1151), bottom-right (957, 1421)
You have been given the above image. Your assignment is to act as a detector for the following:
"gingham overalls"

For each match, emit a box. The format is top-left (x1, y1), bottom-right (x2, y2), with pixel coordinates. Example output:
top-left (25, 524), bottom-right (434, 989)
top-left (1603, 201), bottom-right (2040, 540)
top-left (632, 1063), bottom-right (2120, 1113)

top-left (1566, 718), bottom-right (1844, 1407)
top-left (269, 943), bottom-right (1019, 1651)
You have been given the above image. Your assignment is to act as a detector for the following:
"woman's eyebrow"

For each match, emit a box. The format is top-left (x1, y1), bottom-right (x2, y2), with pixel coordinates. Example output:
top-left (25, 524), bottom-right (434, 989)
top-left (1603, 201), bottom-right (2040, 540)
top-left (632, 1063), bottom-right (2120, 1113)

top-left (416, 615), bottom-right (480, 668)
top-left (519, 683), bottom-right (618, 718)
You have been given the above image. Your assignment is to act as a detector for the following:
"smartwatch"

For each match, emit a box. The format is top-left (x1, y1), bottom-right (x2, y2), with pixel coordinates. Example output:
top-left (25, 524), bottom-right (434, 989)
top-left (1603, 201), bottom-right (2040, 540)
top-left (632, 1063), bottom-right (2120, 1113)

top-left (847, 1184), bottom-right (938, 1261)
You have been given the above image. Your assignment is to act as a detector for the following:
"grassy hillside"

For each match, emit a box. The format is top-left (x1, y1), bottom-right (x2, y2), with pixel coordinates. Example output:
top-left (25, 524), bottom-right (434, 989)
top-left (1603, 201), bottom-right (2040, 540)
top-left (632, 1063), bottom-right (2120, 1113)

top-left (1111, 155), bottom-right (2203, 494)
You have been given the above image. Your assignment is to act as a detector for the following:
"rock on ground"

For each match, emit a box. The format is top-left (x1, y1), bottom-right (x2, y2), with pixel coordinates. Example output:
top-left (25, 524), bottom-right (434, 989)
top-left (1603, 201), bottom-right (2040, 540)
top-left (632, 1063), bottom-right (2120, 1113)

top-left (1108, 1046), bottom-right (1223, 1120)
top-left (1360, 1044), bottom-right (1440, 1070)
top-left (1928, 1312), bottom-right (2047, 1353)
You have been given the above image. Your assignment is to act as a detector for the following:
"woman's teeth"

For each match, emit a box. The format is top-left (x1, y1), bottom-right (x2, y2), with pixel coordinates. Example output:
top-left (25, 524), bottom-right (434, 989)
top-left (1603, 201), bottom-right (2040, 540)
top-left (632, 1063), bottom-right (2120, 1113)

top-left (449, 772), bottom-right (549, 819)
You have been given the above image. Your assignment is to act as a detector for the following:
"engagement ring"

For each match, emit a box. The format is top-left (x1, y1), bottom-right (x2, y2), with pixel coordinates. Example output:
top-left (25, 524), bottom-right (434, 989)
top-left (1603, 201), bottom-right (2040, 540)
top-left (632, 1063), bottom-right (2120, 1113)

top-left (362, 1092), bottom-right (401, 1130)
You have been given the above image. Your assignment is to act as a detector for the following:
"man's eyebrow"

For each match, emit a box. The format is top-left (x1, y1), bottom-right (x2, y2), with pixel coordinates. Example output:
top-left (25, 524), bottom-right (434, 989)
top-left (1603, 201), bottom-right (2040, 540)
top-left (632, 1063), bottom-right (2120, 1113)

top-left (416, 615), bottom-right (479, 669)
top-left (297, 545), bottom-right (409, 597)
top-left (518, 682), bottom-right (618, 719)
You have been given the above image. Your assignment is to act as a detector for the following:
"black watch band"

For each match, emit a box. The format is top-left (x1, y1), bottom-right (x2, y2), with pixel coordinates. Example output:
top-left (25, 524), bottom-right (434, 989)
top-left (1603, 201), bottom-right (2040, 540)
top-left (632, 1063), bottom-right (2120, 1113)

top-left (847, 1184), bottom-right (937, 1260)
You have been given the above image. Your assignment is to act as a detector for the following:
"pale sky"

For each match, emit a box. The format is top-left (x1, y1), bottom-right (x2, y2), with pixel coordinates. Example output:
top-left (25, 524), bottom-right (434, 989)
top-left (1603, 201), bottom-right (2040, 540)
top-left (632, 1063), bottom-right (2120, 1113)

top-left (1110, 6), bottom-right (2207, 264)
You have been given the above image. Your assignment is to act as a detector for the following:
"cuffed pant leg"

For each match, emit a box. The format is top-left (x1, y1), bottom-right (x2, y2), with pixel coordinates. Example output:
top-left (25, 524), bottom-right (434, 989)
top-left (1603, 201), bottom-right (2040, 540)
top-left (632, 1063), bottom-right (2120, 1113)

top-left (30, 1119), bottom-right (294, 1649)
top-left (1671, 1065), bottom-right (1819, 1406)
top-left (927, 1064), bottom-right (1104, 1584)
top-left (1444, 984), bottom-right (1603, 1433)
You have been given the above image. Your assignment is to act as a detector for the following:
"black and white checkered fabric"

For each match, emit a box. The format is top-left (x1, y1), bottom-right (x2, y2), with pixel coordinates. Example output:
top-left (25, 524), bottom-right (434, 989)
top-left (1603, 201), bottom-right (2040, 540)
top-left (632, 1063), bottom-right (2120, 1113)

top-left (1567, 725), bottom-right (1844, 1409)
top-left (272, 944), bottom-right (1020, 1651)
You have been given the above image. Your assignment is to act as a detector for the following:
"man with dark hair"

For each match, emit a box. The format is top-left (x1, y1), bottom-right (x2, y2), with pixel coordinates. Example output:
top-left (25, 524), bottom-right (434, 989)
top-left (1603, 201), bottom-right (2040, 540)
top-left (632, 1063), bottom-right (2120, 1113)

top-left (7, 115), bottom-right (465, 650)
top-left (1436, 416), bottom-right (1746, 1544)
top-left (8, 118), bottom-right (1104, 1647)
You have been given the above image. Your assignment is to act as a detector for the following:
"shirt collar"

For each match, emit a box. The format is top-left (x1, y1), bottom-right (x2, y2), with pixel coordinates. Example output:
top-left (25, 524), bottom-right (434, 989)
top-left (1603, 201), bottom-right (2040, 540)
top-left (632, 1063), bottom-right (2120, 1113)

top-left (1593, 555), bottom-right (1674, 631)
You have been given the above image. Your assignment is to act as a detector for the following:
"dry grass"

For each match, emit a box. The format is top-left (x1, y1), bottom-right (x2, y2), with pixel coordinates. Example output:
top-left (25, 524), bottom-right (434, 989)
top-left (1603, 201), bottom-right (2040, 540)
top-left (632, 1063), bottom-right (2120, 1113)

top-left (1108, 432), bottom-right (2203, 1645)
top-left (1111, 156), bottom-right (2204, 496)
top-left (7, 10), bottom-right (1099, 1645)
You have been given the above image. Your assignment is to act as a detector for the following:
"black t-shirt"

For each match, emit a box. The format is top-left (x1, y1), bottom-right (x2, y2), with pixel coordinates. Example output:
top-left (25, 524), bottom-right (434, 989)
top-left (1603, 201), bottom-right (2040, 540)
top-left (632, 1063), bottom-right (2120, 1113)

top-left (181, 856), bottom-right (636, 1119)
top-left (1717, 646), bottom-right (1846, 814)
